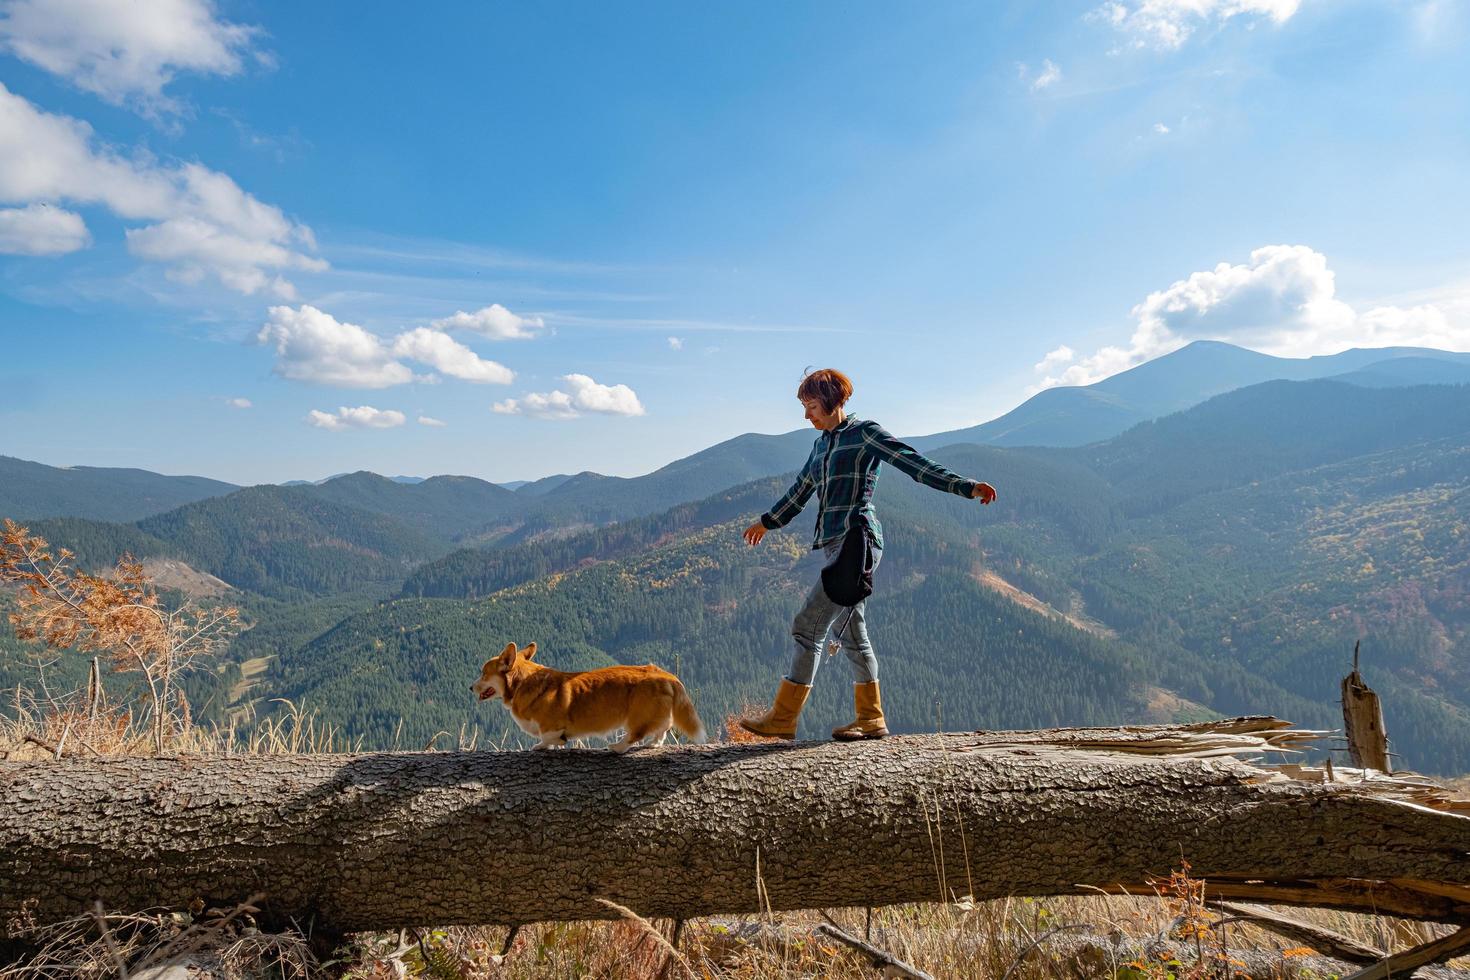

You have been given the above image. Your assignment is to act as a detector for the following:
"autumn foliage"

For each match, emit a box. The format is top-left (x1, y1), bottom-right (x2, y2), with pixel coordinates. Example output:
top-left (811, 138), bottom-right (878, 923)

top-left (0, 518), bottom-right (239, 752)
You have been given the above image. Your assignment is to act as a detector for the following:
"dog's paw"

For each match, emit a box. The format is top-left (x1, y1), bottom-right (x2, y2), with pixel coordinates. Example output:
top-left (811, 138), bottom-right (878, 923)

top-left (531, 742), bottom-right (553, 752)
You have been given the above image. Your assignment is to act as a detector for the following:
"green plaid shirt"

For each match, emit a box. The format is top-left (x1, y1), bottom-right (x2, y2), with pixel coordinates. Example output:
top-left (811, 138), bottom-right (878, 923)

top-left (760, 416), bottom-right (979, 551)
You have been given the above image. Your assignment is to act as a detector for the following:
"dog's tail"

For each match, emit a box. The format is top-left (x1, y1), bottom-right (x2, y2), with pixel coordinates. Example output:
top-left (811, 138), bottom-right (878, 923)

top-left (671, 680), bottom-right (707, 743)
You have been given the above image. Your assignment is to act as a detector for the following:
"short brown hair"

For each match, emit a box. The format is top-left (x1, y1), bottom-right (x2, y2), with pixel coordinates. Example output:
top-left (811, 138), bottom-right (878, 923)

top-left (796, 368), bottom-right (853, 413)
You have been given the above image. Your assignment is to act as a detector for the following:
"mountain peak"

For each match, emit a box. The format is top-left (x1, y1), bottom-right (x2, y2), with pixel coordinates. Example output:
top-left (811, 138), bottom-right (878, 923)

top-left (911, 342), bottom-right (1470, 452)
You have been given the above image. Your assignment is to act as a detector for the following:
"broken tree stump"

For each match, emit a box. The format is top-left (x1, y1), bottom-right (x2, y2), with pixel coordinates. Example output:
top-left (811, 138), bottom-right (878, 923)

top-left (1, 717), bottom-right (1468, 936)
top-left (1342, 640), bottom-right (1391, 773)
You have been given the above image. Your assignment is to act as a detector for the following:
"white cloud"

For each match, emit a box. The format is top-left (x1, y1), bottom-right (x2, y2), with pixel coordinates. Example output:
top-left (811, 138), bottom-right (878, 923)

top-left (1032, 245), bottom-right (1470, 391)
top-left (1092, 0), bottom-right (1300, 49)
top-left (1034, 345), bottom-right (1076, 373)
top-left (1130, 245), bottom-right (1350, 353)
top-left (431, 303), bottom-right (545, 340)
top-left (1351, 303), bottom-right (1461, 349)
top-left (493, 374), bottom-right (645, 420)
top-left (306, 406), bottom-right (406, 431)
top-left (563, 373), bottom-right (645, 416)
top-left (257, 305), bottom-right (413, 389)
top-left (390, 327), bottom-right (514, 384)
top-left (1032, 59), bottom-right (1062, 91)
top-left (1017, 59), bottom-right (1062, 92)
top-left (417, 415), bottom-right (446, 427)
top-left (0, 202), bottom-right (89, 254)
top-left (1153, 122), bottom-right (1172, 134)
top-left (126, 216), bottom-right (322, 298)
top-left (493, 391), bottom-right (576, 420)
top-left (667, 336), bottom-right (684, 350)
top-left (227, 397), bottom-right (252, 409)
top-left (0, 0), bottom-right (261, 116)
top-left (258, 305), bottom-right (534, 390)
top-left (0, 83), bottom-right (322, 293)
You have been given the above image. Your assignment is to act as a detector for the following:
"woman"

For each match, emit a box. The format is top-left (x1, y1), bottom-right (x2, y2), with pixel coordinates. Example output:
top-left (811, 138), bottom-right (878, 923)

top-left (739, 368), bottom-right (997, 741)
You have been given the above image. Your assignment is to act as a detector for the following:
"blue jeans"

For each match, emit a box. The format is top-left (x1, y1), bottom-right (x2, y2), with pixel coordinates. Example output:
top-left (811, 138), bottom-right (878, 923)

top-left (787, 539), bottom-right (882, 686)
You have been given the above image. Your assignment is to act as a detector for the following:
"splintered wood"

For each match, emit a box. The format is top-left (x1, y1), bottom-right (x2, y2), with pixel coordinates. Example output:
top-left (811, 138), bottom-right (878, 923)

top-left (1342, 640), bottom-right (1391, 773)
top-left (965, 715), bottom-right (1325, 758)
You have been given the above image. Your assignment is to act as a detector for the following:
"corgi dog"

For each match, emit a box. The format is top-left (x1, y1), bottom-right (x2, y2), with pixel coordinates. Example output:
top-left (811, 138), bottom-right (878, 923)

top-left (472, 641), bottom-right (707, 752)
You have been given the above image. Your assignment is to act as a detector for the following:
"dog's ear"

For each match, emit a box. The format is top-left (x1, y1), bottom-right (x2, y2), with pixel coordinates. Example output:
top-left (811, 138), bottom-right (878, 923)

top-left (522, 642), bottom-right (537, 661)
top-left (499, 641), bottom-right (519, 666)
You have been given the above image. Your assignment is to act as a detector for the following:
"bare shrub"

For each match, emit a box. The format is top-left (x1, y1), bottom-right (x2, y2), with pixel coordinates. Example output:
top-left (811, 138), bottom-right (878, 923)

top-left (1, 520), bottom-right (240, 753)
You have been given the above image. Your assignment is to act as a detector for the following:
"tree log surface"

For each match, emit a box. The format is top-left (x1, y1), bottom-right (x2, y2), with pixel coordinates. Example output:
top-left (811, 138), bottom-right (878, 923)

top-left (2, 729), bottom-right (1469, 934)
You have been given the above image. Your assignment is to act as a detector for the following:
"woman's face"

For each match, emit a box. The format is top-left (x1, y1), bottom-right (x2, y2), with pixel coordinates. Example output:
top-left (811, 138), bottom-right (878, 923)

top-left (802, 397), bottom-right (841, 431)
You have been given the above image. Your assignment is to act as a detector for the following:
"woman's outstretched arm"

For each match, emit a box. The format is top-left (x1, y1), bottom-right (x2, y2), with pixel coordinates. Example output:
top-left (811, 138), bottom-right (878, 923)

top-left (861, 422), bottom-right (996, 503)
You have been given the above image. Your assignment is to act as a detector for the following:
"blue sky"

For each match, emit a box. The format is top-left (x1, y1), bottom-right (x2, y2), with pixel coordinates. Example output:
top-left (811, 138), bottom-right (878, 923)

top-left (1, 0), bottom-right (1467, 485)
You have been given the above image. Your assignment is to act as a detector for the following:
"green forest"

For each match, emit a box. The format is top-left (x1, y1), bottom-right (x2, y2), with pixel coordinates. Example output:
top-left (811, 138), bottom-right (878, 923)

top-left (5, 378), bottom-right (1470, 772)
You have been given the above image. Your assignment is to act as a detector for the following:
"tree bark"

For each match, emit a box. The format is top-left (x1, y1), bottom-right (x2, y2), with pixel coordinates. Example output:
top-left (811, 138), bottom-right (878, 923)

top-left (2, 718), bottom-right (1468, 936)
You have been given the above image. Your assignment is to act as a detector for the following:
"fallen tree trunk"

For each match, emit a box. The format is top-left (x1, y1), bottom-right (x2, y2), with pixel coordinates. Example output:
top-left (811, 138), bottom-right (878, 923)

top-left (2, 718), bottom-right (1468, 936)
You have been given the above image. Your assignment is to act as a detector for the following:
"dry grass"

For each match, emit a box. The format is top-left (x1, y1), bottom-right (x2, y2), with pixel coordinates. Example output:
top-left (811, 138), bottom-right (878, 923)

top-left (0, 686), bottom-right (359, 760)
top-left (319, 894), bottom-right (1470, 980)
top-left (0, 896), bottom-right (314, 980)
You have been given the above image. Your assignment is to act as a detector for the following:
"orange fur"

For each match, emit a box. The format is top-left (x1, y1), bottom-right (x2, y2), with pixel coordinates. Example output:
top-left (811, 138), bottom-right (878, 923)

top-left (472, 641), bottom-right (707, 752)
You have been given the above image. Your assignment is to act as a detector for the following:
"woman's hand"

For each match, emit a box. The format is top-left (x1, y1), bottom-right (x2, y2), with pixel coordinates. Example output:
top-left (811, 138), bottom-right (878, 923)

top-left (971, 482), bottom-right (997, 504)
top-left (743, 521), bottom-right (768, 546)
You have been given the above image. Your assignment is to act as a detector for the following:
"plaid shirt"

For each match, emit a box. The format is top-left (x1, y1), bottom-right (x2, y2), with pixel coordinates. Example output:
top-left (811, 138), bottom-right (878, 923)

top-left (760, 416), bottom-right (979, 551)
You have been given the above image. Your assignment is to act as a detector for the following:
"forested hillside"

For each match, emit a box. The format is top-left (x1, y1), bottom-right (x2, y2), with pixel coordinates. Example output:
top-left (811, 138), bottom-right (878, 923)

top-left (337, 379), bottom-right (1470, 769)
top-left (401, 477), bottom-right (793, 598)
top-left (0, 456), bottom-right (238, 523)
top-left (17, 517), bottom-right (178, 571)
top-left (1073, 379), bottom-right (1470, 516)
top-left (136, 486), bottom-right (448, 599)
top-left (6, 376), bottom-right (1470, 772)
top-left (898, 382), bottom-right (1470, 771)
top-left (296, 471), bottom-right (522, 543)
top-left (1075, 434), bottom-right (1470, 768)
top-left (266, 513), bottom-right (1184, 749)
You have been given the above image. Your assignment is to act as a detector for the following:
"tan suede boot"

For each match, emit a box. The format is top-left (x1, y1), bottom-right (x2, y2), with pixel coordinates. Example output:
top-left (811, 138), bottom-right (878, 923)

top-left (832, 680), bottom-right (889, 740)
top-left (737, 679), bottom-right (812, 739)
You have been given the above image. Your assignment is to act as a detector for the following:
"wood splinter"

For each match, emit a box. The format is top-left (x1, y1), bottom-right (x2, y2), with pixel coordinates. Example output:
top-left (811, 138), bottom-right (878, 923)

top-left (816, 919), bottom-right (934, 980)
top-left (1341, 924), bottom-right (1470, 980)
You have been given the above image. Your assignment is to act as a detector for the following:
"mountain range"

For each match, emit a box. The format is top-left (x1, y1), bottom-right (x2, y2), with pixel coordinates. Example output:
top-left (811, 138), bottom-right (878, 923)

top-left (260, 376), bottom-right (1470, 770)
top-left (6, 341), bottom-right (1467, 529)
top-left (4, 340), bottom-right (1470, 772)
top-left (910, 341), bottom-right (1470, 450)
